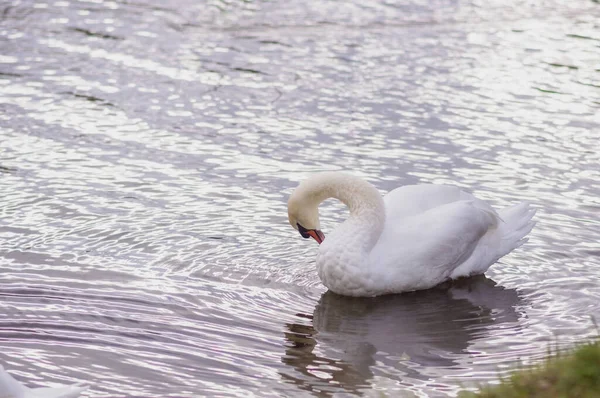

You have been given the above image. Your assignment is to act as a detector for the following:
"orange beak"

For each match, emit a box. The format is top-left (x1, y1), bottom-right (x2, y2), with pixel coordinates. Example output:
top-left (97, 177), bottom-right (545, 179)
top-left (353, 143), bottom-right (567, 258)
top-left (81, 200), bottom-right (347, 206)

top-left (307, 230), bottom-right (325, 245)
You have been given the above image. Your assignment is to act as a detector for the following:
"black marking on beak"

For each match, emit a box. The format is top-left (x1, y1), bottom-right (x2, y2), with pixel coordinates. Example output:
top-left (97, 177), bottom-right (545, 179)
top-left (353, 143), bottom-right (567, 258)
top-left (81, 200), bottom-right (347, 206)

top-left (297, 223), bottom-right (311, 239)
top-left (297, 223), bottom-right (325, 244)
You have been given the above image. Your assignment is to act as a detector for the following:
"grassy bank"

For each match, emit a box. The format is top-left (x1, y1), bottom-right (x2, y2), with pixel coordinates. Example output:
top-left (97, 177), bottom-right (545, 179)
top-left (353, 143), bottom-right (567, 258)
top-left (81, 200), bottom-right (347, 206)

top-left (461, 341), bottom-right (600, 398)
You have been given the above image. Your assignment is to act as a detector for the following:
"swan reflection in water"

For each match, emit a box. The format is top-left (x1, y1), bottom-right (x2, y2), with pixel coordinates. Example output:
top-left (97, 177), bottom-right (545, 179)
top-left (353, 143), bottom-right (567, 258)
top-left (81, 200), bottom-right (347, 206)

top-left (280, 275), bottom-right (524, 396)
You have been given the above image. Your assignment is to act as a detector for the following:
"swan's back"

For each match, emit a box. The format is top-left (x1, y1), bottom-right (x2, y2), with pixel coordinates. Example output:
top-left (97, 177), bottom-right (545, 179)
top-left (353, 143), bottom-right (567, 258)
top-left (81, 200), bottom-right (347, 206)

top-left (383, 184), bottom-right (498, 223)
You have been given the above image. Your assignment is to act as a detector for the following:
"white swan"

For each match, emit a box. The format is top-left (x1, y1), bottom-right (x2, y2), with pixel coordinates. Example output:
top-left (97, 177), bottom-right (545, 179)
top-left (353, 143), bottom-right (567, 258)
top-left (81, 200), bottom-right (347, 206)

top-left (0, 364), bottom-right (87, 398)
top-left (287, 172), bottom-right (536, 297)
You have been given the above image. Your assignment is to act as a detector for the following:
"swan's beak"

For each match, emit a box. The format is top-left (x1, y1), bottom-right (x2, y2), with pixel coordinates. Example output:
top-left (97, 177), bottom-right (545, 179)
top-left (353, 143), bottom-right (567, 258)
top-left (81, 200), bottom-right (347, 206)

top-left (307, 229), bottom-right (325, 245)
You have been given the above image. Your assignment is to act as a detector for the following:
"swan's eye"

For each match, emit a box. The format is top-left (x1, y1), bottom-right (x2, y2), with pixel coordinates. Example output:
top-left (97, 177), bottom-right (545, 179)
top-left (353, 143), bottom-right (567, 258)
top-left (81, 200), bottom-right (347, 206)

top-left (297, 223), bottom-right (311, 239)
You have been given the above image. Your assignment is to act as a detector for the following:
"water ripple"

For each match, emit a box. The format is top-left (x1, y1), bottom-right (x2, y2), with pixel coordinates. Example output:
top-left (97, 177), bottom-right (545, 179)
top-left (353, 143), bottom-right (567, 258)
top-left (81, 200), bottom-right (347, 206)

top-left (1, 0), bottom-right (599, 396)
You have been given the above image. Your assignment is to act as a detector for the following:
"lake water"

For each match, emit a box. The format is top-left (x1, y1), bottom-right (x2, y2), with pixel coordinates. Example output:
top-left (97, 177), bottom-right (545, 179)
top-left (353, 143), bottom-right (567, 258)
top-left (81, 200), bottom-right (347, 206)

top-left (0, 0), bottom-right (599, 397)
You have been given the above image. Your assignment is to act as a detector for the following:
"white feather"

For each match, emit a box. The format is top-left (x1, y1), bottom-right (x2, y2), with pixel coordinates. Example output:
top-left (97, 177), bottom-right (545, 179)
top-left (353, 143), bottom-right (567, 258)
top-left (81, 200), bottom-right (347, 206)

top-left (0, 365), bottom-right (87, 398)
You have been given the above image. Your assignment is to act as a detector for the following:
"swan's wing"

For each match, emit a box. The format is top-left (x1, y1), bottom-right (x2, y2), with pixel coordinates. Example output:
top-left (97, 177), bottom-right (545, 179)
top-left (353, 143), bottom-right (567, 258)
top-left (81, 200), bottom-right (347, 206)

top-left (371, 200), bottom-right (497, 288)
top-left (383, 184), bottom-right (499, 223)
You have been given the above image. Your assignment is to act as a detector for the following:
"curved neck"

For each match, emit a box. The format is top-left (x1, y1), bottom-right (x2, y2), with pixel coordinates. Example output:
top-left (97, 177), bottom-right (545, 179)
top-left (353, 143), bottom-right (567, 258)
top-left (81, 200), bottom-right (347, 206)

top-left (308, 172), bottom-right (385, 249)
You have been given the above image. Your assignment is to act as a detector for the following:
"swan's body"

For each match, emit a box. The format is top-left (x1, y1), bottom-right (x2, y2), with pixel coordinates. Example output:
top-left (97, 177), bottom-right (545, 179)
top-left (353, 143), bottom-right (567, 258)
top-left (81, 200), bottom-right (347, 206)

top-left (288, 172), bottom-right (536, 297)
top-left (0, 364), bottom-right (87, 398)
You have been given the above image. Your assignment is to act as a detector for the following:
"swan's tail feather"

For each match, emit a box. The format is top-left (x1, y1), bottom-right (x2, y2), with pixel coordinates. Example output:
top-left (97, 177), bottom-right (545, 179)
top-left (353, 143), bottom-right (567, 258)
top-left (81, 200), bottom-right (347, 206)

top-left (0, 364), bottom-right (87, 398)
top-left (497, 202), bottom-right (536, 258)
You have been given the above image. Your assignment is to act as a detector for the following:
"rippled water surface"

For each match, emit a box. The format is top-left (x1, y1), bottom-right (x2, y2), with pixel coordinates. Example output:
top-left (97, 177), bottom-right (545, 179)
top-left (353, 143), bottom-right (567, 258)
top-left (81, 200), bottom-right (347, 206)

top-left (1, 0), bottom-right (599, 396)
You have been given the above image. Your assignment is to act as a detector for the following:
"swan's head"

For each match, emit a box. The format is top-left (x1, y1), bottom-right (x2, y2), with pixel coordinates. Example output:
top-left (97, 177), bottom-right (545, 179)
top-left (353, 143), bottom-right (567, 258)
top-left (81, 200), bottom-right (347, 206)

top-left (287, 183), bottom-right (325, 245)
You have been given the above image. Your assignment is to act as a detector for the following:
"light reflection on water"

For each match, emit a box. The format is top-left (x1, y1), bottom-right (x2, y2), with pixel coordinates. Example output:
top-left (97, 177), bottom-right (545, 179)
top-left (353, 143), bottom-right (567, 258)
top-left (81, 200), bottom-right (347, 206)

top-left (1, 0), bottom-right (599, 396)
